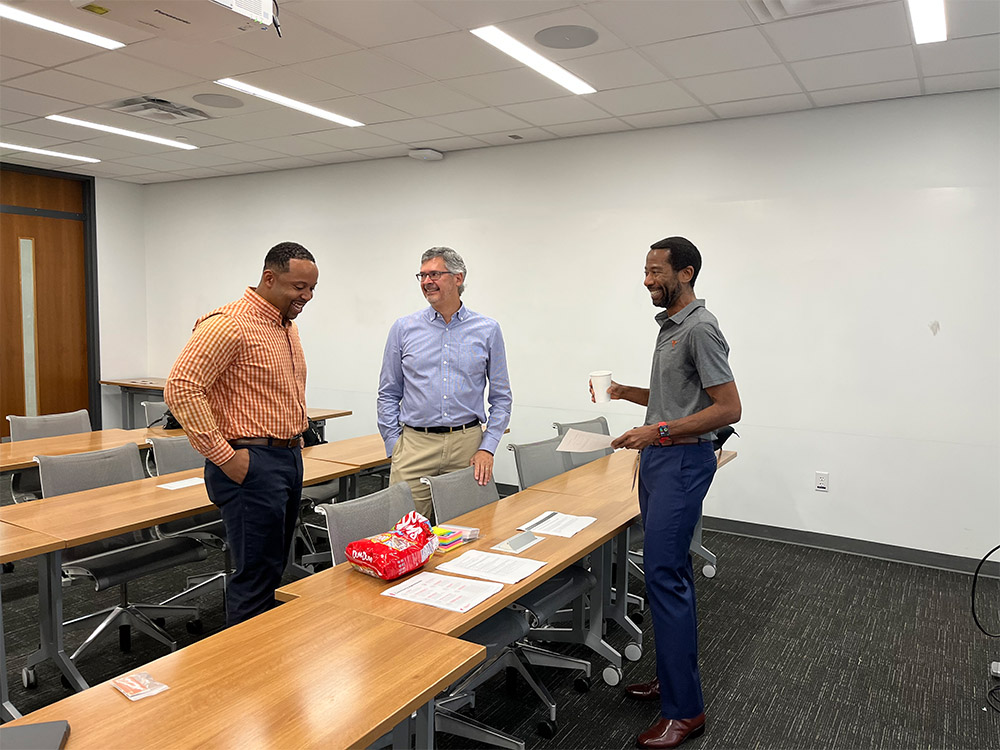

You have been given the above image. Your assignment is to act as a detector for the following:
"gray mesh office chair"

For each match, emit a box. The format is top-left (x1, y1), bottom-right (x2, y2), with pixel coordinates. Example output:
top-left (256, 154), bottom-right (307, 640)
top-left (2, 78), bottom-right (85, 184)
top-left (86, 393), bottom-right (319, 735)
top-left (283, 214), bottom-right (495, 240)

top-left (141, 401), bottom-right (169, 426)
top-left (146, 436), bottom-right (229, 611)
top-left (5, 409), bottom-right (92, 505)
top-left (33, 444), bottom-right (207, 673)
top-left (317, 482), bottom-right (416, 565)
top-left (424, 467), bottom-right (593, 742)
top-left (506, 435), bottom-right (569, 490)
top-left (551, 416), bottom-right (614, 470)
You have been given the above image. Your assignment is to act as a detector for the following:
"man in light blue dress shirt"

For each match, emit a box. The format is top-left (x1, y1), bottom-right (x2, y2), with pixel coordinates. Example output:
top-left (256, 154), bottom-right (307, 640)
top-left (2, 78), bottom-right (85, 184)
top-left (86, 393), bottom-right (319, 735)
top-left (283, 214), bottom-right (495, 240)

top-left (377, 247), bottom-right (513, 520)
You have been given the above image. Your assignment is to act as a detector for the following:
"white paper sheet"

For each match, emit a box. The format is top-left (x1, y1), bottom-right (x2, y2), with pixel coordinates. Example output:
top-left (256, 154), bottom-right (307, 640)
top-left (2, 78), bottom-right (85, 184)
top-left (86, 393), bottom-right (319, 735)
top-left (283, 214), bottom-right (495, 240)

top-left (556, 429), bottom-right (614, 453)
top-left (156, 477), bottom-right (205, 490)
top-left (518, 511), bottom-right (596, 538)
top-left (381, 572), bottom-right (502, 613)
top-left (436, 550), bottom-right (546, 584)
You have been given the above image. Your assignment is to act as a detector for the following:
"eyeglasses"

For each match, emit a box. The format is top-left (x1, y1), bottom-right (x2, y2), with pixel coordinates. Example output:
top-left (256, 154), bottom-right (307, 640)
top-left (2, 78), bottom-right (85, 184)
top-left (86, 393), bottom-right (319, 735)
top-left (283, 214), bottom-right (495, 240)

top-left (415, 271), bottom-right (454, 281)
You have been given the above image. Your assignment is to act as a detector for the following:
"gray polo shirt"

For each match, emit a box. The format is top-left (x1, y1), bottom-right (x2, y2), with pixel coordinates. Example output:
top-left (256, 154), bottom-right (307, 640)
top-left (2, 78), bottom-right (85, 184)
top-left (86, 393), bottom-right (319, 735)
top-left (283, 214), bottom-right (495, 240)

top-left (645, 299), bottom-right (734, 441)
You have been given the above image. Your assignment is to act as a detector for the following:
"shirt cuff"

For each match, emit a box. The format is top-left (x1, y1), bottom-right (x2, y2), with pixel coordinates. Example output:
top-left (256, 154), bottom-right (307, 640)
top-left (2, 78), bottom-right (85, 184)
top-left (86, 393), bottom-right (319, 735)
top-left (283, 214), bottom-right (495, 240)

top-left (203, 440), bottom-right (236, 466)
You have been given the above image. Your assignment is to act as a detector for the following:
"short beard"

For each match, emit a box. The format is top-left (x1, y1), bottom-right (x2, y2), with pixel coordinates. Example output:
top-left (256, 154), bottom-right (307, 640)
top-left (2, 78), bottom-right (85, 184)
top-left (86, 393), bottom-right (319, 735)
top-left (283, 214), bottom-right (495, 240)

top-left (651, 283), bottom-right (680, 309)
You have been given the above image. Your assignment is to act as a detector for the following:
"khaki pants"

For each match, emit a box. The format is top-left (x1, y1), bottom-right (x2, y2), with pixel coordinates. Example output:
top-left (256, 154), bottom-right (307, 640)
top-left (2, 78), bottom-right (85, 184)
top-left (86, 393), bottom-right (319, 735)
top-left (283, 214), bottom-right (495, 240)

top-left (389, 425), bottom-right (482, 520)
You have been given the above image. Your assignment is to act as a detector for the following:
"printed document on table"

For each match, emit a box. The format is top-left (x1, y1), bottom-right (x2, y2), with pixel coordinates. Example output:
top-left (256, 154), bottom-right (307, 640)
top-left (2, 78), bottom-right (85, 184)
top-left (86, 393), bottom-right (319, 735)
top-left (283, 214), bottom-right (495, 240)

top-left (157, 477), bottom-right (205, 490)
top-left (518, 511), bottom-right (596, 538)
top-left (556, 429), bottom-right (614, 453)
top-left (437, 550), bottom-right (546, 584)
top-left (381, 572), bottom-right (502, 613)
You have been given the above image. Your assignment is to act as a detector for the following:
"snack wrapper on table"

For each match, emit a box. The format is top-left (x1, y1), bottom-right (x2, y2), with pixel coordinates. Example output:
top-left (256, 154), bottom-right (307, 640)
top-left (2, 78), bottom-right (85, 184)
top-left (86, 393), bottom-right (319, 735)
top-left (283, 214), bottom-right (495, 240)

top-left (345, 511), bottom-right (439, 580)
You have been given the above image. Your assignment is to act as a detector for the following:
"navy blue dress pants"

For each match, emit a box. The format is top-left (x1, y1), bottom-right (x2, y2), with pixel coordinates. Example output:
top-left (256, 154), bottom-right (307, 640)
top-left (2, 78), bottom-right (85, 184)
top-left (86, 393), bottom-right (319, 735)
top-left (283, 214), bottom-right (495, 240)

top-left (638, 442), bottom-right (717, 720)
top-left (204, 445), bottom-right (303, 627)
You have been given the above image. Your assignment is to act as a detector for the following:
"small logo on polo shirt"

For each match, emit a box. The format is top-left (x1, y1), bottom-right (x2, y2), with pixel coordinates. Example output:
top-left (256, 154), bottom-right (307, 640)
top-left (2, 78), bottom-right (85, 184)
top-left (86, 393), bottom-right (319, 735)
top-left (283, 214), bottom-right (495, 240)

top-left (672, 340), bottom-right (678, 349)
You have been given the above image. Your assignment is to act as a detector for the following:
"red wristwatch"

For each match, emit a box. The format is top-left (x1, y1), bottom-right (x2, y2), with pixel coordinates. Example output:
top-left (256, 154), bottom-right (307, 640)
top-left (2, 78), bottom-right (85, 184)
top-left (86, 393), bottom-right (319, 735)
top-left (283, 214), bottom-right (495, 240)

top-left (657, 422), bottom-right (672, 445)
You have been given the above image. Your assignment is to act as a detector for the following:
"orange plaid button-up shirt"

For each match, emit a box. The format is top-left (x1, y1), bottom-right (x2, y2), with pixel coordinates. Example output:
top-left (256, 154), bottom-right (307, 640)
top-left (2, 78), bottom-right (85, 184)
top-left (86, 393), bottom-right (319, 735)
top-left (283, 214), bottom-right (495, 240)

top-left (165, 287), bottom-right (308, 466)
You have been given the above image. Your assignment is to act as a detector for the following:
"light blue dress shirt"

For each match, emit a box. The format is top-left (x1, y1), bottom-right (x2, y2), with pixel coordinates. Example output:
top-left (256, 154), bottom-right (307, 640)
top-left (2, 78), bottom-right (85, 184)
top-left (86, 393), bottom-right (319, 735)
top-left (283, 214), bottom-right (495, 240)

top-left (377, 304), bottom-right (512, 456)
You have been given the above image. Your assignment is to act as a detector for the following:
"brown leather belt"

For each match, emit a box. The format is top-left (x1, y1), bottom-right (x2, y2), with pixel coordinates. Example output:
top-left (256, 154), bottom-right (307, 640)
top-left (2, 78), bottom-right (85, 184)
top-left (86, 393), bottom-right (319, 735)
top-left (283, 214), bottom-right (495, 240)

top-left (662, 437), bottom-right (708, 446)
top-left (229, 436), bottom-right (303, 448)
top-left (407, 419), bottom-right (480, 434)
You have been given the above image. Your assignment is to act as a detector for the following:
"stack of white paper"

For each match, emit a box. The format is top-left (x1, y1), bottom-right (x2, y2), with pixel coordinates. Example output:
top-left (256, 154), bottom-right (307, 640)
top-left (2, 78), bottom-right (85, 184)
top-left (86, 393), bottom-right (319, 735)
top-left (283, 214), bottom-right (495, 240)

top-left (437, 550), bottom-right (546, 584)
top-left (381, 572), bottom-right (501, 613)
top-left (156, 477), bottom-right (205, 490)
top-left (518, 511), bottom-right (596, 538)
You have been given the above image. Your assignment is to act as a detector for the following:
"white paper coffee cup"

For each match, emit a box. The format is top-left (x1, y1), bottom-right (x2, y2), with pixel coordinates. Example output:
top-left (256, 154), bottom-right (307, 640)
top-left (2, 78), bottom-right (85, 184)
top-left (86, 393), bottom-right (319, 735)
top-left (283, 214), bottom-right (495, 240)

top-left (590, 370), bottom-right (612, 403)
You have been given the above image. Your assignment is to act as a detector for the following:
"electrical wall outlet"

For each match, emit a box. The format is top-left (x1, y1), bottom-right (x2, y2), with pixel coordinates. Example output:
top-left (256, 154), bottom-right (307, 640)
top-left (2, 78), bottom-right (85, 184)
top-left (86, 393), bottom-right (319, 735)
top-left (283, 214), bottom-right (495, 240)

top-left (815, 471), bottom-right (829, 492)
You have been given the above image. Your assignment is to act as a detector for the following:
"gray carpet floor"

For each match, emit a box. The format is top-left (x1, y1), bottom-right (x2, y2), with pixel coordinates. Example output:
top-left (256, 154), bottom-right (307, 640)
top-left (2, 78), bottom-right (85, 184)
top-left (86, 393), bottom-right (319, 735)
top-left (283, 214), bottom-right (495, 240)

top-left (2, 474), bottom-right (998, 748)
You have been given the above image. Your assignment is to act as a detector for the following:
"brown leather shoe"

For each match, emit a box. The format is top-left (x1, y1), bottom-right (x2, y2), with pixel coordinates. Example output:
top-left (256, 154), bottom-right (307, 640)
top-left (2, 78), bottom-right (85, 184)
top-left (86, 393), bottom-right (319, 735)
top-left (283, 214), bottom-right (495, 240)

top-left (624, 677), bottom-right (660, 701)
top-left (637, 713), bottom-right (706, 749)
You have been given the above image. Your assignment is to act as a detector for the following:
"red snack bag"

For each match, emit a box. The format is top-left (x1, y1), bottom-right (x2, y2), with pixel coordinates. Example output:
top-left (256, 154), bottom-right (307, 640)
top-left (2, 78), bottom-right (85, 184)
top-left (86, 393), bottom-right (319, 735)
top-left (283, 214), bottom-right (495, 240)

top-left (345, 511), bottom-right (439, 580)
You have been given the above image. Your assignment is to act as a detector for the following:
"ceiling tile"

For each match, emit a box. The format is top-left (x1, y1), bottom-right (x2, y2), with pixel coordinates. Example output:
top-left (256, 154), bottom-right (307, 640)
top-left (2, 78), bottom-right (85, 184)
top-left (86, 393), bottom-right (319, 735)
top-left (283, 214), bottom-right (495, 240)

top-left (923, 69), bottom-right (1000, 94)
top-left (418, 1), bottom-right (576, 30)
top-left (4, 115), bottom-right (105, 141)
top-left (500, 96), bottom-right (609, 126)
top-left (179, 107), bottom-right (336, 140)
top-left (366, 119), bottom-right (462, 143)
top-left (0, 24), bottom-right (105, 67)
top-left (247, 135), bottom-right (343, 156)
top-left (584, 0), bottom-right (754, 47)
top-left (59, 52), bottom-right (201, 94)
top-left (918, 34), bottom-right (1000, 77)
top-left (446, 68), bottom-right (570, 105)
top-left (620, 107), bottom-right (715, 129)
top-left (67, 162), bottom-right (154, 177)
top-left (642, 27), bottom-right (781, 79)
top-left (792, 47), bottom-right (918, 91)
top-left (120, 173), bottom-right (190, 184)
top-left (300, 128), bottom-right (398, 150)
top-left (253, 155), bottom-right (322, 170)
top-left (135, 82), bottom-right (274, 117)
top-left (0, 109), bottom-right (36, 126)
top-left (408, 135), bottom-right (489, 151)
top-left (223, 16), bottom-right (358, 64)
top-left (232, 67), bottom-right (352, 102)
top-left (761, 1), bottom-right (911, 62)
top-left (0, 86), bottom-right (78, 116)
top-left (153, 147), bottom-right (247, 167)
top-left (115, 154), bottom-right (193, 171)
top-left (5, 70), bottom-right (138, 106)
top-left (810, 78), bottom-right (921, 107)
top-left (1, 58), bottom-right (42, 81)
top-left (120, 38), bottom-right (273, 80)
top-left (38, 141), bottom-right (137, 161)
top-left (290, 1), bottom-right (456, 47)
top-left (377, 32), bottom-right (518, 79)
top-left (711, 93), bottom-right (813, 119)
top-left (561, 49), bottom-right (666, 91)
top-left (586, 81), bottom-right (700, 116)
top-left (309, 95), bottom-right (412, 124)
top-left (426, 107), bottom-right (531, 134)
top-left (212, 162), bottom-right (276, 174)
top-left (306, 152), bottom-right (368, 164)
top-left (496, 7), bottom-right (626, 61)
top-left (294, 51), bottom-right (432, 94)
top-left (542, 118), bottom-right (632, 137)
top-left (0, 130), bottom-right (68, 149)
top-left (369, 83), bottom-right (484, 117)
top-left (353, 144), bottom-right (413, 159)
top-left (77, 134), bottom-right (180, 156)
top-left (946, 0), bottom-right (1000, 39)
top-left (475, 127), bottom-right (557, 146)
top-left (680, 65), bottom-right (803, 104)
top-left (6, 2), bottom-right (154, 44)
top-left (0, 151), bottom-right (91, 169)
top-left (170, 166), bottom-right (230, 179)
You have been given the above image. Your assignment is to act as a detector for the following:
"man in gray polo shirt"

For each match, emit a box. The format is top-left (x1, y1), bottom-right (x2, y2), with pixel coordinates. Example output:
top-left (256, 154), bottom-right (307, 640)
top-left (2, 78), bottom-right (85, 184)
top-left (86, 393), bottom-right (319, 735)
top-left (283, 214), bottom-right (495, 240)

top-left (598, 236), bottom-right (741, 749)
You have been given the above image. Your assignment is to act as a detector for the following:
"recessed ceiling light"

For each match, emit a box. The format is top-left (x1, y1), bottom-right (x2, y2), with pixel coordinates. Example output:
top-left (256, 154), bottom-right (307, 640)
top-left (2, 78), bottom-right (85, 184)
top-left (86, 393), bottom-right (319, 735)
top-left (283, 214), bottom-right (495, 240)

top-left (534, 25), bottom-right (599, 50)
top-left (907, 0), bottom-right (947, 44)
top-left (45, 115), bottom-right (199, 150)
top-left (0, 3), bottom-right (125, 50)
top-left (214, 78), bottom-right (365, 126)
top-left (471, 25), bottom-right (596, 95)
top-left (0, 142), bottom-right (100, 164)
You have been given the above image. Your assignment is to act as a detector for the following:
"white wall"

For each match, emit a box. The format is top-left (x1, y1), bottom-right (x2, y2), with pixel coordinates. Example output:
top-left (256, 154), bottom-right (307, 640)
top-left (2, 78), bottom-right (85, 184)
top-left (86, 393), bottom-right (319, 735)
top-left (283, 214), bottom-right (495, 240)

top-left (94, 177), bottom-right (147, 427)
top-left (127, 90), bottom-right (997, 559)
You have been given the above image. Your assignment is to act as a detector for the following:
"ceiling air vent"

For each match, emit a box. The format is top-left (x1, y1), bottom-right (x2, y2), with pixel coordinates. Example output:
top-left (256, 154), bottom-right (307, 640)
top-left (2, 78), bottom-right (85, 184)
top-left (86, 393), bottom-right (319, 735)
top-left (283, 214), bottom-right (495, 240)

top-left (108, 97), bottom-right (210, 124)
top-left (746, 0), bottom-right (888, 23)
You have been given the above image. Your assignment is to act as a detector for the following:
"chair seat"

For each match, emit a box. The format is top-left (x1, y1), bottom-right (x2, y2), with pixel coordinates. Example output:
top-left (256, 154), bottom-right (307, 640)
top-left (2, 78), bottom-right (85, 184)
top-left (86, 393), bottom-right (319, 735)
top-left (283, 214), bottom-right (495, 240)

top-left (515, 565), bottom-right (596, 624)
top-left (65, 537), bottom-right (207, 591)
top-left (158, 512), bottom-right (225, 539)
top-left (461, 609), bottom-right (531, 659)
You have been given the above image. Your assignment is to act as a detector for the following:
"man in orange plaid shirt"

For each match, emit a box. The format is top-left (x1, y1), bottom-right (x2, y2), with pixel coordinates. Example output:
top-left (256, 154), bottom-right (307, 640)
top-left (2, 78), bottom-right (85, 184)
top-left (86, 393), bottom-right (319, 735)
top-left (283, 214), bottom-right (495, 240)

top-left (166, 242), bottom-right (318, 626)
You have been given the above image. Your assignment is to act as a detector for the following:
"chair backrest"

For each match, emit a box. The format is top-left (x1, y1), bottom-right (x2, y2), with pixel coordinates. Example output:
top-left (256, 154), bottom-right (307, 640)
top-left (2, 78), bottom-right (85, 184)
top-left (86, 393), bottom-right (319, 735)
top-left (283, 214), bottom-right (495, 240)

top-left (317, 483), bottom-right (416, 565)
top-left (146, 436), bottom-right (202, 475)
top-left (552, 416), bottom-right (613, 470)
top-left (423, 466), bottom-right (500, 524)
top-left (507, 435), bottom-right (569, 491)
top-left (36, 443), bottom-right (145, 498)
top-left (141, 401), bottom-right (169, 426)
top-left (7, 409), bottom-right (91, 442)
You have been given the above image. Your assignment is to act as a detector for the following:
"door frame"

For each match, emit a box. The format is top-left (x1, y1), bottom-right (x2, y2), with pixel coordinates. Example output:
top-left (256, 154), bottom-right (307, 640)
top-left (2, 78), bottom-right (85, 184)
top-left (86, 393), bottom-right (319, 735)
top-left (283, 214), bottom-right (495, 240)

top-left (1, 163), bottom-right (101, 428)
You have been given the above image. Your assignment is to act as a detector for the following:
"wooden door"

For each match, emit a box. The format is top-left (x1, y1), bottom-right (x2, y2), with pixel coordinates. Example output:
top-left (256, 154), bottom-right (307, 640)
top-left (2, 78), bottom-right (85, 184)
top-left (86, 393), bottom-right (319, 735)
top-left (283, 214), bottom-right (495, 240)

top-left (1, 170), bottom-right (90, 437)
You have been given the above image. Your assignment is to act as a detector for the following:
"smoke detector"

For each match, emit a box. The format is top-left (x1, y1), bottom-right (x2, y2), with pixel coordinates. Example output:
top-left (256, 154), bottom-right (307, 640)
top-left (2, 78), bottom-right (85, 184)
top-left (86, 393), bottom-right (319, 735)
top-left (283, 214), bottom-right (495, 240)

top-left (408, 148), bottom-right (444, 161)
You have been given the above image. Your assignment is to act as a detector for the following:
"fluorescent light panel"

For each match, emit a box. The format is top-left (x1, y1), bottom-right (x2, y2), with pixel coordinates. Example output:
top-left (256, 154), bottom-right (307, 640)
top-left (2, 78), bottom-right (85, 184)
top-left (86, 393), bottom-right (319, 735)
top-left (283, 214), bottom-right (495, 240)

top-left (0, 3), bottom-right (125, 50)
top-left (907, 0), bottom-right (947, 44)
top-left (214, 78), bottom-right (365, 127)
top-left (45, 115), bottom-right (198, 150)
top-left (0, 142), bottom-right (100, 164)
top-left (470, 26), bottom-right (596, 95)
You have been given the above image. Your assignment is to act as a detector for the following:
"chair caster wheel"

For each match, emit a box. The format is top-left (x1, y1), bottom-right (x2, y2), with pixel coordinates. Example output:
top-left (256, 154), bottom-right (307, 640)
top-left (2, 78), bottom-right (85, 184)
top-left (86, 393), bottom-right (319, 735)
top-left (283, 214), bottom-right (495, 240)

top-left (627, 611), bottom-right (644, 626)
top-left (624, 642), bottom-right (642, 662)
top-left (119, 624), bottom-right (132, 652)
top-left (702, 564), bottom-right (717, 578)
top-left (186, 618), bottom-right (204, 635)
top-left (22, 667), bottom-right (37, 689)
top-left (602, 666), bottom-right (622, 686)
top-left (573, 676), bottom-right (591, 693)
top-left (154, 617), bottom-right (166, 628)
top-left (537, 719), bottom-right (557, 739)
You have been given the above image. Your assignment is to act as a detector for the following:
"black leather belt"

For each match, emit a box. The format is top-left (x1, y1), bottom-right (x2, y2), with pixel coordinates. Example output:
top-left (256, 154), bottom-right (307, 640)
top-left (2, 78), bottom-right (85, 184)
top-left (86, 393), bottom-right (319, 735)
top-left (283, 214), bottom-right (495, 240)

top-left (407, 419), bottom-right (480, 434)
top-left (658, 437), bottom-right (708, 446)
top-left (229, 435), bottom-right (303, 448)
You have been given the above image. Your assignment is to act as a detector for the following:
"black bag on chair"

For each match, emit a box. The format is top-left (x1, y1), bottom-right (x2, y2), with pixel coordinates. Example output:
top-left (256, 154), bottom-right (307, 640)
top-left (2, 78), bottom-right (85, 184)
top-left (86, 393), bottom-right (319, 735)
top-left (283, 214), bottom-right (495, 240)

top-left (148, 410), bottom-right (182, 430)
top-left (303, 420), bottom-right (326, 447)
top-left (712, 426), bottom-right (738, 452)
